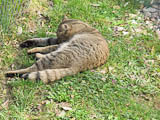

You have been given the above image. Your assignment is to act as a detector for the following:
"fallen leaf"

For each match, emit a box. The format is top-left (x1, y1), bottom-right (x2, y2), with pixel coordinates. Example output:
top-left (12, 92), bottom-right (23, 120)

top-left (129, 13), bottom-right (137, 18)
top-left (17, 26), bottom-right (22, 35)
top-left (58, 102), bottom-right (72, 111)
top-left (101, 77), bottom-right (106, 81)
top-left (71, 118), bottom-right (76, 120)
top-left (0, 99), bottom-right (9, 110)
top-left (46, 32), bottom-right (56, 36)
top-left (113, 5), bottom-right (120, 9)
top-left (123, 31), bottom-right (129, 36)
top-left (157, 55), bottom-right (160, 60)
top-left (90, 114), bottom-right (97, 119)
top-left (99, 69), bottom-right (106, 74)
top-left (151, 46), bottom-right (155, 56)
top-left (71, 95), bottom-right (74, 98)
top-left (124, 2), bottom-right (129, 7)
top-left (156, 30), bottom-right (160, 40)
top-left (90, 3), bottom-right (100, 7)
top-left (57, 110), bottom-right (66, 117)
top-left (144, 60), bottom-right (155, 66)
top-left (116, 26), bottom-right (125, 31)
top-left (62, 106), bottom-right (72, 111)
top-left (109, 67), bottom-right (114, 72)
top-left (131, 20), bottom-right (137, 24)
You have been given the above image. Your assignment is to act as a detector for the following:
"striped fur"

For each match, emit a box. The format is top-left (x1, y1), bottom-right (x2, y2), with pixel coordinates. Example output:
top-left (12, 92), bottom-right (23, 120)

top-left (5, 17), bottom-right (109, 84)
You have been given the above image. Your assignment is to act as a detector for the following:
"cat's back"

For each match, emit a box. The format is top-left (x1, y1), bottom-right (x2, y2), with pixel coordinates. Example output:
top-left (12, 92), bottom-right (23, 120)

top-left (63, 32), bottom-right (109, 70)
top-left (70, 32), bottom-right (108, 54)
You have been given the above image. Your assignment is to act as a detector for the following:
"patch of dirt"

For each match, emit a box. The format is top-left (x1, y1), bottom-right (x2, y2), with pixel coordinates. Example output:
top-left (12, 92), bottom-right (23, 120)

top-left (15, 0), bottom-right (53, 34)
top-left (134, 94), bottom-right (160, 110)
top-left (153, 97), bottom-right (160, 110)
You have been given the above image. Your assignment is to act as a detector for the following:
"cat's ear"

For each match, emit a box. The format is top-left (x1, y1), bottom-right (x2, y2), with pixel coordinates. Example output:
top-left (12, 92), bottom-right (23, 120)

top-left (62, 24), bottom-right (70, 30)
top-left (62, 15), bottom-right (68, 21)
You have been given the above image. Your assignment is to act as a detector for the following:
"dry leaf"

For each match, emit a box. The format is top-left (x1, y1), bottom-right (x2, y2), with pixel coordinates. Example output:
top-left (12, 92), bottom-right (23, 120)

top-left (157, 55), bottom-right (160, 60)
top-left (99, 69), bottom-right (106, 74)
top-left (58, 102), bottom-right (72, 111)
top-left (151, 46), bottom-right (155, 56)
top-left (62, 106), bottom-right (72, 111)
top-left (123, 31), bottom-right (129, 36)
top-left (28, 21), bottom-right (37, 33)
top-left (57, 110), bottom-right (66, 117)
top-left (113, 5), bottom-right (120, 9)
top-left (116, 26), bottom-right (125, 31)
top-left (71, 95), bottom-right (74, 98)
top-left (124, 2), bottom-right (129, 7)
top-left (71, 118), bottom-right (76, 120)
top-left (144, 60), bottom-right (155, 66)
top-left (101, 77), bottom-right (106, 81)
top-left (17, 26), bottom-right (22, 35)
top-left (90, 114), bottom-right (97, 119)
top-left (156, 30), bottom-right (160, 40)
top-left (131, 20), bottom-right (137, 24)
top-left (0, 99), bottom-right (9, 110)
top-left (90, 3), bottom-right (100, 7)
top-left (129, 13), bottom-right (137, 18)
top-left (109, 67), bottom-right (114, 72)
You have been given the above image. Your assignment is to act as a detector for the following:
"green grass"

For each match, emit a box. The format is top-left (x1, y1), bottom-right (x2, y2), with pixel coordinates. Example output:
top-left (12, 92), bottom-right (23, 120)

top-left (0, 0), bottom-right (23, 34)
top-left (0, 0), bottom-right (160, 119)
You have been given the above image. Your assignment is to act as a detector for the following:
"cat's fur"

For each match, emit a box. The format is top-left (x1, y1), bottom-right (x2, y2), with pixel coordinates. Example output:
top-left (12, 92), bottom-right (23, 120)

top-left (5, 17), bottom-right (109, 84)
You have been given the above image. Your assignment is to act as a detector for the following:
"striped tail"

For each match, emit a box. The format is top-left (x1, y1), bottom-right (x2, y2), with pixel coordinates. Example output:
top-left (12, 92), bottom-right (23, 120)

top-left (22, 68), bottom-right (78, 84)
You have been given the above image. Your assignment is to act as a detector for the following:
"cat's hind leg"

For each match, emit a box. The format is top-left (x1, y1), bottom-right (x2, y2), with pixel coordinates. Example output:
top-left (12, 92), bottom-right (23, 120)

top-left (22, 67), bottom-right (78, 84)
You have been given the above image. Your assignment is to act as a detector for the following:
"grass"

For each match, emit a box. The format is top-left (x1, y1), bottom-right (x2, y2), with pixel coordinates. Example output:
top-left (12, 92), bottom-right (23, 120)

top-left (0, 0), bottom-right (160, 119)
top-left (0, 0), bottom-right (24, 34)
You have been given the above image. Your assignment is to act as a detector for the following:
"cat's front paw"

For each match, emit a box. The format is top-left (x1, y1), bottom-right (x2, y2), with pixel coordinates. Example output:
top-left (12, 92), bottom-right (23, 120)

top-left (5, 71), bottom-right (22, 78)
top-left (5, 71), bottom-right (17, 77)
top-left (20, 40), bottom-right (36, 48)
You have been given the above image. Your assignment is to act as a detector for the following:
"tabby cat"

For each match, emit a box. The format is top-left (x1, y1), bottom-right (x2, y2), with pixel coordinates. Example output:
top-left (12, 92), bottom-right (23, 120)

top-left (5, 17), bottom-right (109, 84)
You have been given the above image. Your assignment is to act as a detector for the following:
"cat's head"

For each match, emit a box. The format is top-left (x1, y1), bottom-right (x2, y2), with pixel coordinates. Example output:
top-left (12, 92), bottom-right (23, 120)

top-left (56, 16), bottom-right (96, 43)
